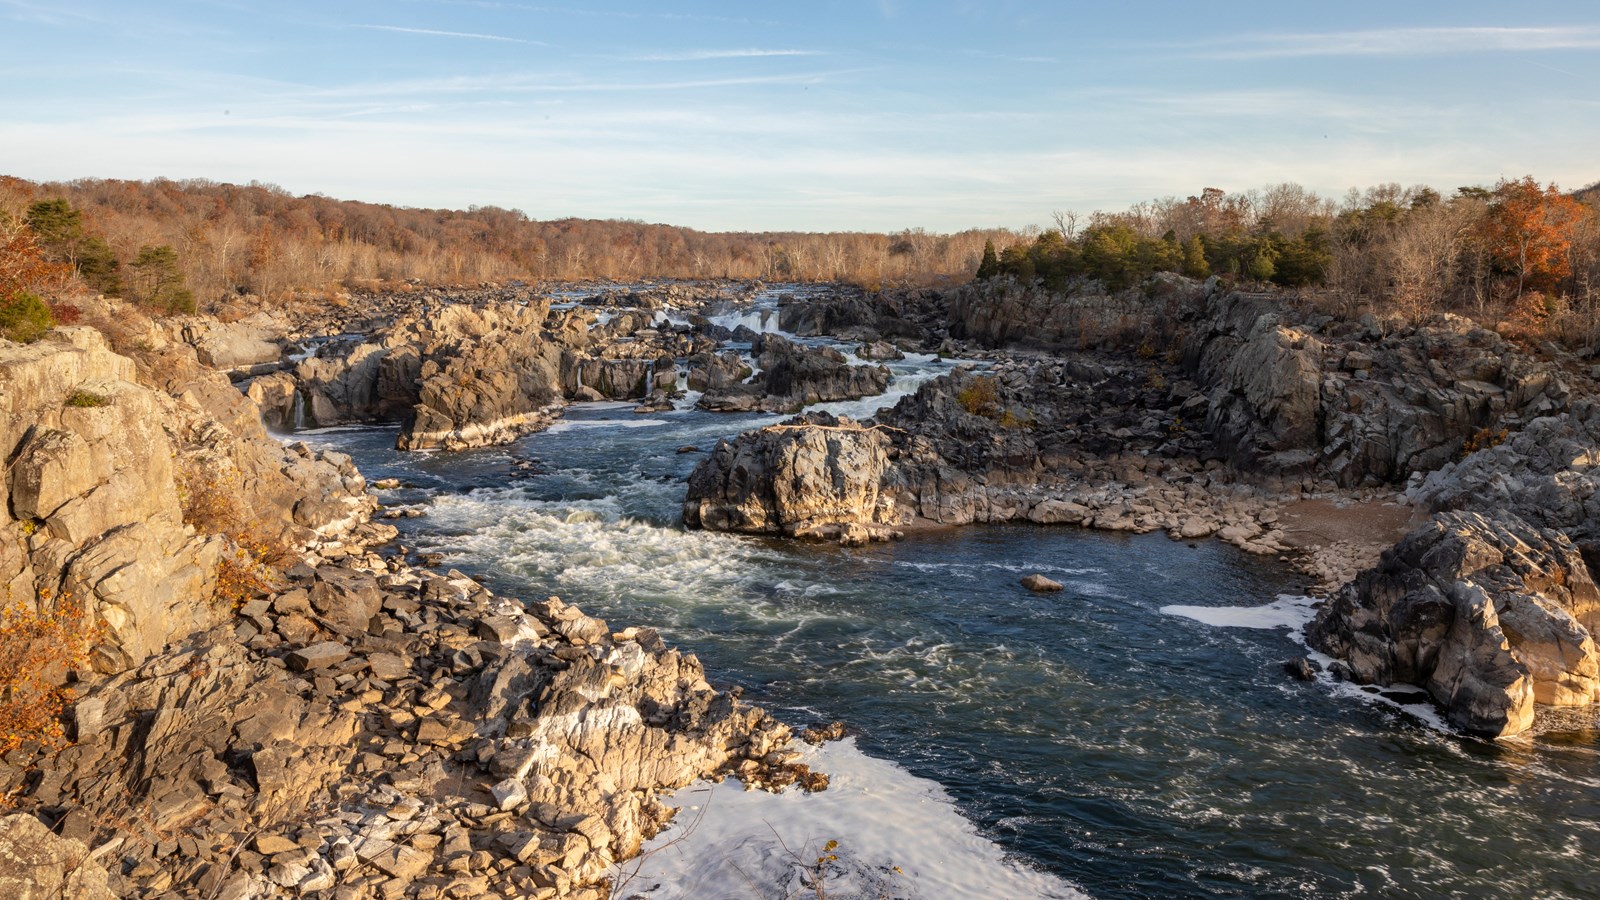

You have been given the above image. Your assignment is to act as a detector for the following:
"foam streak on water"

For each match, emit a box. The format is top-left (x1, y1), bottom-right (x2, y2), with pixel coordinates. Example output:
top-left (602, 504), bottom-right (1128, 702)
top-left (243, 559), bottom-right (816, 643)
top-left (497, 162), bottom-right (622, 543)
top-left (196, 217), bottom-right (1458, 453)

top-left (615, 739), bottom-right (1085, 900)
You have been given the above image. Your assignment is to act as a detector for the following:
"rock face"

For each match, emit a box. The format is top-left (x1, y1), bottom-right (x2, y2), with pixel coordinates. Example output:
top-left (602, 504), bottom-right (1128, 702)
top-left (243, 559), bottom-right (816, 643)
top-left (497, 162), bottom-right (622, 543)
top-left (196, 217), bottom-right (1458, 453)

top-left (778, 288), bottom-right (937, 344)
top-left (3, 557), bottom-right (802, 899)
top-left (684, 412), bottom-right (901, 543)
top-left (173, 314), bottom-right (286, 374)
top-left (397, 301), bottom-right (566, 450)
top-left (1185, 290), bottom-right (1566, 488)
top-left (248, 288), bottom-right (727, 445)
top-left (0, 813), bottom-right (115, 900)
top-left (1412, 399), bottom-right (1600, 541)
top-left (1, 325), bottom-right (375, 674)
top-left (1308, 511), bottom-right (1600, 737)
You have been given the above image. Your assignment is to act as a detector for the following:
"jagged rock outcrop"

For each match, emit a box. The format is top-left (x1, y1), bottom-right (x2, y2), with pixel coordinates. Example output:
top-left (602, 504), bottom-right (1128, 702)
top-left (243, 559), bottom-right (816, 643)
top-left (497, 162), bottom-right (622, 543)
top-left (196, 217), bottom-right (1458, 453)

top-left (685, 350), bottom-right (751, 392)
top-left (3, 557), bottom-right (803, 899)
top-left (949, 275), bottom-right (1191, 350)
top-left (1308, 511), bottom-right (1600, 737)
top-left (0, 813), bottom-right (115, 900)
top-left (2, 325), bottom-right (376, 673)
top-left (684, 412), bottom-right (902, 543)
top-left (697, 334), bottom-right (890, 414)
top-left (778, 288), bottom-right (937, 344)
top-left (397, 302), bottom-right (565, 450)
top-left (173, 314), bottom-right (287, 375)
top-left (251, 290), bottom-right (720, 442)
top-left (1185, 291), bottom-right (1567, 487)
top-left (1411, 399), bottom-right (1600, 541)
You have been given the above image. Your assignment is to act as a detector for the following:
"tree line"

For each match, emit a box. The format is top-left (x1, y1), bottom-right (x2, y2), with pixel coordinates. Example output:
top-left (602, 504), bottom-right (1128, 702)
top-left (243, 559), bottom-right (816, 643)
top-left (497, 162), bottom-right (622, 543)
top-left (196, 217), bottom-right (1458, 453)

top-left (977, 178), bottom-right (1600, 341)
top-left (0, 176), bottom-right (1019, 315)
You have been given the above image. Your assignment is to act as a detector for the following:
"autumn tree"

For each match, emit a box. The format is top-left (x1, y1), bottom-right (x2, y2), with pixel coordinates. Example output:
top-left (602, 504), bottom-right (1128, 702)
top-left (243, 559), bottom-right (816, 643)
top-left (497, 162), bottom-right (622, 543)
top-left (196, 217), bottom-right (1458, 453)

top-left (0, 216), bottom-right (68, 342)
top-left (1479, 176), bottom-right (1593, 298)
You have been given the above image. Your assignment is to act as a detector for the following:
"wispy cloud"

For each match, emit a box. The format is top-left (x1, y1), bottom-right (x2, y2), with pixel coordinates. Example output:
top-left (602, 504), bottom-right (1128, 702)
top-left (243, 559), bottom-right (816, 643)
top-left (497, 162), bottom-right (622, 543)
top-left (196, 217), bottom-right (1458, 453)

top-left (352, 24), bottom-right (545, 45)
top-left (423, 1), bottom-right (782, 27)
top-left (1193, 25), bottom-right (1600, 59)
top-left (631, 48), bottom-right (825, 62)
top-left (0, 0), bottom-right (112, 25)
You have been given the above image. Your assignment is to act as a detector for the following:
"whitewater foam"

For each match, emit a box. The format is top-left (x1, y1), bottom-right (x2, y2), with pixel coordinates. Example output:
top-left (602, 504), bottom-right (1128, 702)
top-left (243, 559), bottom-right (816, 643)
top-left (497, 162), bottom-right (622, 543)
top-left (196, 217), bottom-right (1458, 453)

top-left (613, 738), bottom-right (1085, 899)
top-left (1160, 594), bottom-right (1318, 630)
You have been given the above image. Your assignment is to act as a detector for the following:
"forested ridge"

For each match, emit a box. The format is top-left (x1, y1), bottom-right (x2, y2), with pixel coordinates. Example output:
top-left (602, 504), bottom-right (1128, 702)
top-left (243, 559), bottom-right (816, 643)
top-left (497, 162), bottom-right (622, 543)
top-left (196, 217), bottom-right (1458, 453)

top-left (979, 178), bottom-right (1600, 343)
top-left (3, 173), bottom-right (1600, 345)
top-left (0, 175), bottom-right (1014, 305)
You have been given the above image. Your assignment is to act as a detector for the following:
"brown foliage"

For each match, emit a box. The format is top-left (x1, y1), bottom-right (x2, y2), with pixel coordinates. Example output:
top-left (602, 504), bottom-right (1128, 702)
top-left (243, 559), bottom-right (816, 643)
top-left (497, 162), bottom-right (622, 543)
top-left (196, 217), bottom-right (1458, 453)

top-left (1, 216), bottom-right (71, 305)
top-left (0, 176), bottom-right (1017, 308)
top-left (0, 589), bottom-right (92, 757)
top-left (177, 458), bottom-right (291, 607)
top-left (1478, 177), bottom-right (1593, 298)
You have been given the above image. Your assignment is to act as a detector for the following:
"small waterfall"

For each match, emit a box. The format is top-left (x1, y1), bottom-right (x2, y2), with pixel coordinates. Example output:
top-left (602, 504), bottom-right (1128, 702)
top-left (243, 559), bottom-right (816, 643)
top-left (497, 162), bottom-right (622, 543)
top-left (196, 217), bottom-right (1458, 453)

top-left (645, 359), bottom-right (657, 398)
top-left (291, 389), bottom-right (307, 431)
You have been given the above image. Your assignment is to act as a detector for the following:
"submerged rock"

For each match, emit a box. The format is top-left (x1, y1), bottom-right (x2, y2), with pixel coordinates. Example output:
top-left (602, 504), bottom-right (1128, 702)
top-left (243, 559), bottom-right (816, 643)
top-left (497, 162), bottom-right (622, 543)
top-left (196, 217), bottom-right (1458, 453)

top-left (1020, 574), bottom-right (1064, 592)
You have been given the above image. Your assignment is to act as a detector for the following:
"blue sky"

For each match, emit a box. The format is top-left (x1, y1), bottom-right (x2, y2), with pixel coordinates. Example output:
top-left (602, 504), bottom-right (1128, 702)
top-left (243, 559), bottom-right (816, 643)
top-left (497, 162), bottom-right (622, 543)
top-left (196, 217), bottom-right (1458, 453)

top-left (4, 1), bottom-right (1599, 232)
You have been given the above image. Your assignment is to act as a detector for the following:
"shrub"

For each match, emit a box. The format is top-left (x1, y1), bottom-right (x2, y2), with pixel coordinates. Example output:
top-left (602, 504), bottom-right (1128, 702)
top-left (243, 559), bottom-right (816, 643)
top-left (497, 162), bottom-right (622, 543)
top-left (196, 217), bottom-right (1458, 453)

top-left (955, 375), bottom-right (1000, 418)
top-left (65, 389), bottom-right (110, 408)
top-left (1462, 426), bottom-right (1509, 456)
top-left (177, 458), bottom-right (292, 606)
top-left (0, 291), bottom-right (54, 343)
top-left (0, 589), bottom-right (91, 756)
top-left (47, 301), bottom-right (81, 324)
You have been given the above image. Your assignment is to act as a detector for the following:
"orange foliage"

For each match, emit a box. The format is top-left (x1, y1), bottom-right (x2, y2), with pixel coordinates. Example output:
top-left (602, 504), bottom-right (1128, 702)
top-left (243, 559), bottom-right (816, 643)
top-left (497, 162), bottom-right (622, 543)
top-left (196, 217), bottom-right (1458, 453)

top-left (0, 216), bottom-right (71, 302)
top-left (178, 458), bottom-right (290, 607)
top-left (1479, 177), bottom-right (1593, 296)
top-left (0, 589), bottom-right (92, 756)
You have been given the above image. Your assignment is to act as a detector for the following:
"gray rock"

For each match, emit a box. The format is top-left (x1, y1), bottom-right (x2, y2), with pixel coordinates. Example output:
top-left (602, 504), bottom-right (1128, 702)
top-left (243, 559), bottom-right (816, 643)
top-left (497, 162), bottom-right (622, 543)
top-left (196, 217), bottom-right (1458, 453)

top-left (0, 814), bottom-right (115, 900)
top-left (287, 641), bottom-right (350, 672)
top-left (1308, 511), bottom-right (1600, 737)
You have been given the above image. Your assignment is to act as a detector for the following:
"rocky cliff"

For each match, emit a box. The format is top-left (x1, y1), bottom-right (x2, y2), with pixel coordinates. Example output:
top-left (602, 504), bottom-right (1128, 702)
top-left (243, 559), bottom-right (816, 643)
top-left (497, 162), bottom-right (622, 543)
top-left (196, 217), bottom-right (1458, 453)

top-left (1, 325), bottom-right (372, 672)
top-left (1, 319), bottom-right (806, 899)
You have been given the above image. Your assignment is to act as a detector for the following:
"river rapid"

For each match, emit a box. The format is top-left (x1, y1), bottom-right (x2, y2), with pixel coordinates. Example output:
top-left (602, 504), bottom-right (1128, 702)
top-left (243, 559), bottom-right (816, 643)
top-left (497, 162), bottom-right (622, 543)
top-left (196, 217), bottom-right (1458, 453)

top-left (298, 289), bottom-right (1600, 899)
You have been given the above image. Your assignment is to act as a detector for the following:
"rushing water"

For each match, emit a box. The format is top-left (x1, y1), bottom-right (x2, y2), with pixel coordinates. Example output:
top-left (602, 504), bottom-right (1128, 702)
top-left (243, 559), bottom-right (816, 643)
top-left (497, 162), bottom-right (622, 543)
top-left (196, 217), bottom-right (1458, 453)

top-left (298, 294), bottom-right (1600, 899)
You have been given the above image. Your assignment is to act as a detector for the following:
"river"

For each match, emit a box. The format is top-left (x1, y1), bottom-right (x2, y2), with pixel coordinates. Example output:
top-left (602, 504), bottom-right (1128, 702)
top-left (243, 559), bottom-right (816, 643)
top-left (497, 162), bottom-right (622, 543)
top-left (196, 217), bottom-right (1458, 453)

top-left (295, 289), bottom-right (1600, 899)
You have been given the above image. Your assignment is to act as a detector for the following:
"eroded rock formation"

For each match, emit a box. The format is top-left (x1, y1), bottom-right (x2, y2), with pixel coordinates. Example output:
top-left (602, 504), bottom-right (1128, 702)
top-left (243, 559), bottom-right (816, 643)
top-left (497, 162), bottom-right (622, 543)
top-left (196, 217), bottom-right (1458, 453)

top-left (684, 412), bottom-right (902, 543)
top-left (1308, 512), bottom-right (1600, 737)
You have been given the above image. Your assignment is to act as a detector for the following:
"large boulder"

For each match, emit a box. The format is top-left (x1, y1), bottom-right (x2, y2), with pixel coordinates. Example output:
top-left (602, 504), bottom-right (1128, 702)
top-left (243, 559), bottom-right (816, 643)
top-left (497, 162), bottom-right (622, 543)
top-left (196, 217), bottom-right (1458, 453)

top-left (1308, 511), bottom-right (1600, 737)
top-left (0, 813), bottom-right (115, 900)
top-left (1192, 293), bottom-right (1325, 470)
top-left (396, 301), bottom-right (566, 450)
top-left (684, 412), bottom-right (901, 542)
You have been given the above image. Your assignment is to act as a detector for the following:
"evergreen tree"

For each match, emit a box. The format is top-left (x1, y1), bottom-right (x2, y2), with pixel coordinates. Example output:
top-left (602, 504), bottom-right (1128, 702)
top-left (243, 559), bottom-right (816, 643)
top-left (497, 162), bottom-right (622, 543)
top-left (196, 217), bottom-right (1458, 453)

top-left (129, 245), bottom-right (195, 313)
top-left (1181, 235), bottom-right (1210, 278)
top-left (976, 239), bottom-right (1000, 279)
top-left (25, 198), bottom-right (121, 295)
